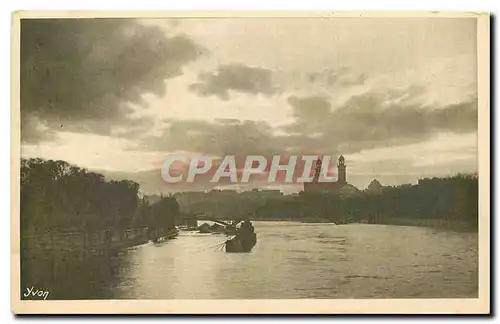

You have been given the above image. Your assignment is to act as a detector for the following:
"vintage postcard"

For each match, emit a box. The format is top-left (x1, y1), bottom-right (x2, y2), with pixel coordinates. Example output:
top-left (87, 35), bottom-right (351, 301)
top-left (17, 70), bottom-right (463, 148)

top-left (11, 11), bottom-right (490, 314)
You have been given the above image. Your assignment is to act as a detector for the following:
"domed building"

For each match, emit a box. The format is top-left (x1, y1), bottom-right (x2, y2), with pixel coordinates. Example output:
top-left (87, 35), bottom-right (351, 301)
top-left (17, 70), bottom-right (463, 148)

top-left (367, 179), bottom-right (383, 190)
top-left (365, 179), bottom-right (385, 195)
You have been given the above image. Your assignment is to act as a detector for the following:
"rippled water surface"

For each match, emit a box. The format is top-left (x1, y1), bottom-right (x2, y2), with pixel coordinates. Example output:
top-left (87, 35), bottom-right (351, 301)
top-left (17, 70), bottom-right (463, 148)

top-left (102, 222), bottom-right (478, 299)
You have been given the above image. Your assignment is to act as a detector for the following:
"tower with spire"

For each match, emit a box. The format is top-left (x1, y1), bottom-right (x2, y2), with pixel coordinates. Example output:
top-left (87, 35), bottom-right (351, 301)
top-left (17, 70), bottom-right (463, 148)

top-left (304, 155), bottom-right (348, 193)
top-left (337, 155), bottom-right (346, 185)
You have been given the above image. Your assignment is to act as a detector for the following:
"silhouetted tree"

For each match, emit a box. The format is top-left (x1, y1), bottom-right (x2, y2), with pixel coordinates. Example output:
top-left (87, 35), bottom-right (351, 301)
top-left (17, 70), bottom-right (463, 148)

top-left (20, 158), bottom-right (157, 235)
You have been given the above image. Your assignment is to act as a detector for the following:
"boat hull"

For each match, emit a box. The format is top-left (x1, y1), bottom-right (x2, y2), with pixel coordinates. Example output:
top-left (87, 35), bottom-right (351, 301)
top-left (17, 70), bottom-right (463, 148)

top-left (225, 233), bottom-right (257, 253)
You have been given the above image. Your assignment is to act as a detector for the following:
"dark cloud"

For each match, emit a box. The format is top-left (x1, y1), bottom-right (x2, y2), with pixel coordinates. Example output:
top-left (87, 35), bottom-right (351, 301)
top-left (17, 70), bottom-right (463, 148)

top-left (189, 63), bottom-right (279, 100)
top-left (284, 88), bottom-right (477, 153)
top-left (135, 118), bottom-right (279, 156)
top-left (286, 96), bottom-right (331, 134)
top-left (134, 85), bottom-right (477, 158)
top-left (61, 113), bottom-right (157, 140)
top-left (21, 18), bottom-right (203, 143)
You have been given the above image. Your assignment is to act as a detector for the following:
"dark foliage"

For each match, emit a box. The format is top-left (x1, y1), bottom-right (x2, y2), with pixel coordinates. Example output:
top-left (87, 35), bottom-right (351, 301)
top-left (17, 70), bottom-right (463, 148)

top-left (177, 174), bottom-right (478, 230)
top-left (260, 175), bottom-right (478, 229)
top-left (20, 158), bottom-right (179, 235)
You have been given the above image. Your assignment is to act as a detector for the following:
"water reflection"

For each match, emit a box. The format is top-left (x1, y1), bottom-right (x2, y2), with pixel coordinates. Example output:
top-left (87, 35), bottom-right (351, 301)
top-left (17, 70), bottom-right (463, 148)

top-left (21, 248), bottom-right (124, 299)
top-left (20, 222), bottom-right (478, 299)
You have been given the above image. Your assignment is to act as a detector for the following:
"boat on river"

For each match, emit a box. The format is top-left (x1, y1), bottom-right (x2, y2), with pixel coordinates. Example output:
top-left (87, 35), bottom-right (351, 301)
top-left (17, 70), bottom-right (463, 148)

top-left (197, 218), bottom-right (257, 252)
top-left (225, 232), bottom-right (257, 253)
top-left (224, 220), bottom-right (257, 253)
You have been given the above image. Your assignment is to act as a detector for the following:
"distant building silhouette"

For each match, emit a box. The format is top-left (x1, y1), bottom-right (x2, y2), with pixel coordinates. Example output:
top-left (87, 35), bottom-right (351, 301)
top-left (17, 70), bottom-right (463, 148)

top-left (303, 155), bottom-right (351, 194)
top-left (365, 178), bottom-right (385, 195)
top-left (367, 179), bottom-right (383, 190)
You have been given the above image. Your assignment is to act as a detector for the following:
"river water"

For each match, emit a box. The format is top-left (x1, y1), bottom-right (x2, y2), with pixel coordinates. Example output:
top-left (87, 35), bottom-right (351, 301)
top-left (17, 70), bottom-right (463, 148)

top-left (22, 222), bottom-right (478, 299)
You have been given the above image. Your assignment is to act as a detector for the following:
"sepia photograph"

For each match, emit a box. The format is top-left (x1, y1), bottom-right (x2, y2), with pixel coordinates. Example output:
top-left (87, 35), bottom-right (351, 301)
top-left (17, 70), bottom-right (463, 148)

top-left (11, 11), bottom-right (490, 314)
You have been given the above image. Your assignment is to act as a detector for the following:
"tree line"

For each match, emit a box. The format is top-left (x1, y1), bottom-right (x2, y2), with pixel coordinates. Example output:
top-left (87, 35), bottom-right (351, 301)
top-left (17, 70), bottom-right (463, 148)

top-left (262, 174), bottom-right (477, 228)
top-left (20, 158), bottom-right (179, 236)
top-left (182, 174), bottom-right (478, 231)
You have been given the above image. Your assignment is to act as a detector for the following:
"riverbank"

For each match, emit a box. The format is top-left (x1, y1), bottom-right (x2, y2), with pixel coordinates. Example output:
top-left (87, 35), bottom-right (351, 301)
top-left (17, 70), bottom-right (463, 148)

top-left (21, 226), bottom-right (179, 253)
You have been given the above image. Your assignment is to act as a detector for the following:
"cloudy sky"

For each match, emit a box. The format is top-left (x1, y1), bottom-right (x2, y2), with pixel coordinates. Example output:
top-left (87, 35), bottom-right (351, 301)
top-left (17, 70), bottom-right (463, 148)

top-left (20, 17), bottom-right (478, 194)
